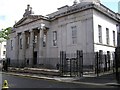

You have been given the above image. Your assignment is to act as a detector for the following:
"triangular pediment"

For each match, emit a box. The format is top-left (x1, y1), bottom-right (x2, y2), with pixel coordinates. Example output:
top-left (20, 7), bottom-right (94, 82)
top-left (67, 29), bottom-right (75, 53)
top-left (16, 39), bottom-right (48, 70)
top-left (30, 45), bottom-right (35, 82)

top-left (14, 17), bottom-right (34, 27)
top-left (14, 15), bottom-right (42, 27)
top-left (21, 18), bottom-right (33, 25)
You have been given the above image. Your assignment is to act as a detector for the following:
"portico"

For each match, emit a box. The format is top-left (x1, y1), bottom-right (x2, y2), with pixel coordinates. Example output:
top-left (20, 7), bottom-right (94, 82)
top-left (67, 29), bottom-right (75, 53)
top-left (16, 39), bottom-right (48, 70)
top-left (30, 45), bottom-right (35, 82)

top-left (14, 23), bottom-right (49, 67)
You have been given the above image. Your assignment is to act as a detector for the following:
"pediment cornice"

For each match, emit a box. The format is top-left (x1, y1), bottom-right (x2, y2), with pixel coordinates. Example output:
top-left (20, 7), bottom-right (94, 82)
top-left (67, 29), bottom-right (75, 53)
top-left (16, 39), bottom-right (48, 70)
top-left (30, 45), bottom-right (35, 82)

top-left (14, 15), bottom-right (50, 28)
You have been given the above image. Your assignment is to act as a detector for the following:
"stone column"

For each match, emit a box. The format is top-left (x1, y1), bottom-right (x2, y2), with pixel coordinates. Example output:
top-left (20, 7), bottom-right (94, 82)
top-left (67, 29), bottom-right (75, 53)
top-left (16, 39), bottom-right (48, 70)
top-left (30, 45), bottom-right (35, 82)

top-left (22, 32), bottom-right (26, 66)
top-left (38, 29), bottom-right (44, 64)
top-left (29, 30), bottom-right (34, 66)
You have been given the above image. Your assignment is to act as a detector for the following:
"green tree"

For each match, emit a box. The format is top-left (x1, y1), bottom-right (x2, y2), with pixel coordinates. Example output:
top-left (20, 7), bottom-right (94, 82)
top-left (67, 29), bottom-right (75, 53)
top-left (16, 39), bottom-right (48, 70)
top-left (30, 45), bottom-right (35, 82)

top-left (0, 27), bottom-right (12, 43)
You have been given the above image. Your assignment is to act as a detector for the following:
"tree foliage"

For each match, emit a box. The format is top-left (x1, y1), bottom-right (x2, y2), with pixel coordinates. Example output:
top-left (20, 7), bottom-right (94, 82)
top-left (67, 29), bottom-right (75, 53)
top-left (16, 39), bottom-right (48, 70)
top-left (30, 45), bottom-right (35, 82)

top-left (0, 27), bottom-right (12, 43)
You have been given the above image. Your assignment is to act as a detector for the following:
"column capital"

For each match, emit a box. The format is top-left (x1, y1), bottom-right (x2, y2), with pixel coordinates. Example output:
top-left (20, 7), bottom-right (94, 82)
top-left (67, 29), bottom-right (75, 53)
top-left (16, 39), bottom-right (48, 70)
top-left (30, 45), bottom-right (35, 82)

top-left (16, 32), bottom-right (22, 35)
top-left (29, 29), bottom-right (33, 32)
top-left (22, 31), bottom-right (26, 35)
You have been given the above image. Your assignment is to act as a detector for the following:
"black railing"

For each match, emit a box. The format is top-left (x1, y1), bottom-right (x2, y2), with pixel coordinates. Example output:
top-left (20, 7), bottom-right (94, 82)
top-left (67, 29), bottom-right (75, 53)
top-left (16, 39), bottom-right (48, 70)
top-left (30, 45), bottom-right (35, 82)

top-left (60, 50), bottom-right (83, 77)
top-left (6, 50), bottom-right (115, 77)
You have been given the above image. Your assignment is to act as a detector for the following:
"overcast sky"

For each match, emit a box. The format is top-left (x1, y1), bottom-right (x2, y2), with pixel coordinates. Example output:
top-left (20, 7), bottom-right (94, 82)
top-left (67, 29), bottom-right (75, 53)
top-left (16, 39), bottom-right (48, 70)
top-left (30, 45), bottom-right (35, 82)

top-left (0, 0), bottom-right (119, 30)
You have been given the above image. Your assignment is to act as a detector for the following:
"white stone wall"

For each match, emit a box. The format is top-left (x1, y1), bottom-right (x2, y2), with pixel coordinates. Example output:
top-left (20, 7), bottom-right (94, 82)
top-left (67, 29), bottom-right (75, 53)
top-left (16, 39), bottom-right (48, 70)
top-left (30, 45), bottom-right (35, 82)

top-left (47, 9), bottom-right (94, 65)
top-left (93, 10), bottom-right (117, 53)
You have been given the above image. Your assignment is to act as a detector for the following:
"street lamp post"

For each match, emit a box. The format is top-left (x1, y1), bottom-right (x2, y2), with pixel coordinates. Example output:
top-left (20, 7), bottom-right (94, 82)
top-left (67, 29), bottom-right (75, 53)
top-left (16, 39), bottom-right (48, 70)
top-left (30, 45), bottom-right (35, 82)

top-left (115, 24), bottom-right (120, 84)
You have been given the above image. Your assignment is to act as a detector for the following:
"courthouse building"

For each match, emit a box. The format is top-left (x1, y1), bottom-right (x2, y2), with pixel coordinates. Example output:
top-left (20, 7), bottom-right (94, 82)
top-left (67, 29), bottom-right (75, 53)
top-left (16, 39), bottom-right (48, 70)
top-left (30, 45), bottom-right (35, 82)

top-left (6, 0), bottom-right (120, 68)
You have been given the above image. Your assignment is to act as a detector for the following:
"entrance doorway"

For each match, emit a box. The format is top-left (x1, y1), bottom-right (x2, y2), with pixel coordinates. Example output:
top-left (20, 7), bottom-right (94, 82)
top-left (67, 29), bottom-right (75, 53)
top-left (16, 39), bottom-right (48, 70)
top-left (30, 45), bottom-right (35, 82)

top-left (33, 51), bottom-right (37, 65)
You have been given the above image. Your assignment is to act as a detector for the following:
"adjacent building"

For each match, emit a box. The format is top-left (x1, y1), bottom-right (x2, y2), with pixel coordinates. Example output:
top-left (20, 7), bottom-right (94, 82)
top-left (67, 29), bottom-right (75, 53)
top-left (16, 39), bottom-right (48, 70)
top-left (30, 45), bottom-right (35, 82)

top-left (0, 41), bottom-right (6, 60)
top-left (6, 0), bottom-right (120, 68)
top-left (118, 1), bottom-right (120, 14)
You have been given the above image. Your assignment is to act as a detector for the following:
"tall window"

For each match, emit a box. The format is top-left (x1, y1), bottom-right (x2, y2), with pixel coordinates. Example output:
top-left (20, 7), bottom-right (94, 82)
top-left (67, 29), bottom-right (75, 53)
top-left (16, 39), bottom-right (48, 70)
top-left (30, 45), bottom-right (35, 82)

top-left (3, 51), bottom-right (6, 56)
top-left (72, 26), bottom-right (77, 44)
top-left (113, 31), bottom-right (115, 46)
top-left (43, 34), bottom-right (46, 47)
top-left (34, 35), bottom-right (38, 47)
top-left (26, 36), bottom-right (30, 48)
top-left (98, 25), bottom-right (102, 43)
top-left (11, 40), bottom-right (13, 50)
top-left (4, 45), bottom-right (6, 48)
top-left (53, 31), bottom-right (57, 46)
top-left (34, 35), bottom-right (37, 44)
top-left (20, 38), bottom-right (22, 49)
top-left (106, 28), bottom-right (109, 45)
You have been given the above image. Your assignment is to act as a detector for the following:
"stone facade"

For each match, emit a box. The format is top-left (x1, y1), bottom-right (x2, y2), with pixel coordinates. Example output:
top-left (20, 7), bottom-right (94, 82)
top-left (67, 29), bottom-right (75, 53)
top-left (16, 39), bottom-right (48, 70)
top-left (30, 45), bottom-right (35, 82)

top-left (6, 0), bottom-right (120, 68)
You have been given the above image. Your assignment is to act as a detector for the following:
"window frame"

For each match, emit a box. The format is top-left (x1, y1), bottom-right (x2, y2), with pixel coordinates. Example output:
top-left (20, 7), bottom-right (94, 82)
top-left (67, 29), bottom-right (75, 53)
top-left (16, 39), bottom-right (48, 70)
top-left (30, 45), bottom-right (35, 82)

top-left (53, 31), bottom-right (57, 46)
top-left (4, 45), bottom-right (6, 48)
top-left (19, 38), bottom-right (22, 49)
top-left (43, 34), bottom-right (46, 47)
top-left (98, 25), bottom-right (102, 43)
top-left (106, 28), bottom-right (109, 45)
top-left (11, 40), bottom-right (13, 50)
top-left (113, 31), bottom-right (115, 46)
top-left (71, 26), bottom-right (77, 44)
top-left (3, 51), bottom-right (6, 56)
top-left (26, 36), bottom-right (30, 48)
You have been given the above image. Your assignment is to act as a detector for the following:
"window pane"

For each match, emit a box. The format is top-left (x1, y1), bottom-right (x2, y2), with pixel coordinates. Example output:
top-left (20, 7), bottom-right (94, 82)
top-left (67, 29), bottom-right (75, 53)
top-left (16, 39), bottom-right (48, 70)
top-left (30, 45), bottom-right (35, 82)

top-left (4, 45), bottom-right (6, 48)
top-left (43, 34), bottom-right (46, 47)
top-left (34, 35), bottom-right (37, 43)
top-left (113, 31), bottom-right (115, 46)
top-left (20, 38), bottom-right (22, 49)
top-left (26, 36), bottom-right (30, 48)
top-left (98, 25), bottom-right (102, 43)
top-left (72, 26), bottom-right (77, 44)
top-left (11, 40), bottom-right (13, 50)
top-left (53, 31), bottom-right (57, 46)
top-left (3, 51), bottom-right (6, 55)
top-left (106, 28), bottom-right (109, 45)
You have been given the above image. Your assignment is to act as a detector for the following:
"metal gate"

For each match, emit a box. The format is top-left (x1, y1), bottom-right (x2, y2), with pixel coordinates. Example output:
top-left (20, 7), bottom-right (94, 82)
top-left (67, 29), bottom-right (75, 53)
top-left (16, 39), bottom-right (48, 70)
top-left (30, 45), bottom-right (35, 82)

top-left (60, 50), bottom-right (83, 77)
top-left (95, 51), bottom-right (114, 76)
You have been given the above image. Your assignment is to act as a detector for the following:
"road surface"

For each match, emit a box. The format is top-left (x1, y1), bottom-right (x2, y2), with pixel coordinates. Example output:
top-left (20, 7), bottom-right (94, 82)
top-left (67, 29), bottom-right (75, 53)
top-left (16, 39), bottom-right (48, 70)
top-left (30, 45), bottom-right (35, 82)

top-left (1, 73), bottom-right (117, 89)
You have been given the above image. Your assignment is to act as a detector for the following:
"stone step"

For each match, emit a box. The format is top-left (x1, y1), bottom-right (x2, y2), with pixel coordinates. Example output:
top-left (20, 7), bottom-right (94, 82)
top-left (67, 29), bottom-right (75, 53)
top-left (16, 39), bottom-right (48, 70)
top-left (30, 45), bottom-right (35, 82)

top-left (8, 67), bottom-right (60, 76)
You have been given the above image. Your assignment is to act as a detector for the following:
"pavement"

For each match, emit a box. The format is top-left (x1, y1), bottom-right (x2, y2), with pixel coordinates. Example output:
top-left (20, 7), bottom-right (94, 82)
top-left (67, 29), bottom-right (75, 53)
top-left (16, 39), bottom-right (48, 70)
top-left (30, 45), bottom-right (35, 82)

top-left (2, 67), bottom-right (120, 87)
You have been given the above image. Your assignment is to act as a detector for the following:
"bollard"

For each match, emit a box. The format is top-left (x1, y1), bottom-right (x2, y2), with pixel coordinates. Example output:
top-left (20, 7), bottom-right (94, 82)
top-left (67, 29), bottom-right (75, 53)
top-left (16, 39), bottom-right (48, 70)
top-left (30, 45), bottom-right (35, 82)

top-left (2, 80), bottom-right (9, 90)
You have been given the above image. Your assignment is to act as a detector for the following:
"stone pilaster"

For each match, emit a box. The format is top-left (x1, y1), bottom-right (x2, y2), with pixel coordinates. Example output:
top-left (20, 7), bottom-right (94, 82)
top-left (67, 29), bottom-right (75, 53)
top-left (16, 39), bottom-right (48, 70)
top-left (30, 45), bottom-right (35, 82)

top-left (15, 33), bottom-right (19, 66)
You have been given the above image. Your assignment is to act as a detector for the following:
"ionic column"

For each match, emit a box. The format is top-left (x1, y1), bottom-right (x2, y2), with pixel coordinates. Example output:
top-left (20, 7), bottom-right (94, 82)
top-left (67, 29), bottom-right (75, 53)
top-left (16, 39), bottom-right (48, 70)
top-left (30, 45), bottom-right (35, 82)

top-left (29, 30), bottom-right (34, 66)
top-left (22, 32), bottom-right (26, 65)
top-left (39, 29), bottom-right (44, 59)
